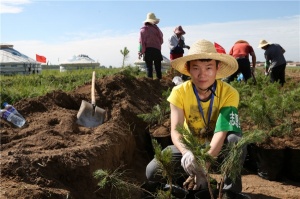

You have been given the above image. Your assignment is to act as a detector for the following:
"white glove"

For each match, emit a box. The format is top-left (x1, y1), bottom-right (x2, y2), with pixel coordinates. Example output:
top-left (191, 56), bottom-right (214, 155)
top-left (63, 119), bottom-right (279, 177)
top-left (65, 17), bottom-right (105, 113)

top-left (181, 150), bottom-right (207, 190)
top-left (193, 166), bottom-right (208, 190)
top-left (181, 150), bottom-right (196, 176)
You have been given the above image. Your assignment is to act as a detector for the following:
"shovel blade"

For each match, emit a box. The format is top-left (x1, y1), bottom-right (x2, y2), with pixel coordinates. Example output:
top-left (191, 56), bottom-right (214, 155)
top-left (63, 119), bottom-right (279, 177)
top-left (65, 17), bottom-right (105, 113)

top-left (77, 100), bottom-right (106, 128)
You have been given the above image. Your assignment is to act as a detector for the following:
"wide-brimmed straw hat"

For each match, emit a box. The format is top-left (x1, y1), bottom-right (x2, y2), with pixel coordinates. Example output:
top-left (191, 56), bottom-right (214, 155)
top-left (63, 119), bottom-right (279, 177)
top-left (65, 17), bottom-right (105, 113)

top-left (171, 39), bottom-right (238, 79)
top-left (258, 39), bottom-right (271, 48)
top-left (144, 13), bottom-right (160, 24)
top-left (174, 26), bottom-right (186, 35)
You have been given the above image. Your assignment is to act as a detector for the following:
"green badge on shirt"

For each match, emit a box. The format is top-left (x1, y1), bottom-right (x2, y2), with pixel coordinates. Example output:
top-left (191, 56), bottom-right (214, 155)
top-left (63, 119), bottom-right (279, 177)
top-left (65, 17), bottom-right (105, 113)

top-left (215, 106), bottom-right (241, 133)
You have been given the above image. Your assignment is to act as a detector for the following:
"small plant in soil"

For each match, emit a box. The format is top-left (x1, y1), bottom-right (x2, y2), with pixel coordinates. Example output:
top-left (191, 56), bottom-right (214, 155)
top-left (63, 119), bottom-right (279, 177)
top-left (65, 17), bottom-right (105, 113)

top-left (151, 138), bottom-right (177, 199)
top-left (93, 139), bottom-right (183, 199)
top-left (137, 88), bottom-right (171, 126)
top-left (93, 165), bottom-right (153, 198)
top-left (138, 104), bottom-right (168, 125)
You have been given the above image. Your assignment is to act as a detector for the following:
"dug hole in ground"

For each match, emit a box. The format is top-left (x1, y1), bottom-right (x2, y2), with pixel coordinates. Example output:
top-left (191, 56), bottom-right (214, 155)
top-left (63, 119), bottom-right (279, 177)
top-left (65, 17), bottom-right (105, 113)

top-left (1, 72), bottom-right (300, 199)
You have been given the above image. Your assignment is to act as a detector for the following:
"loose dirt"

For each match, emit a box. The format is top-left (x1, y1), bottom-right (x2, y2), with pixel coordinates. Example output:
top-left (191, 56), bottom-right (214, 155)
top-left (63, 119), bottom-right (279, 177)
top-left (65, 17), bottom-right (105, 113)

top-left (1, 71), bottom-right (299, 199)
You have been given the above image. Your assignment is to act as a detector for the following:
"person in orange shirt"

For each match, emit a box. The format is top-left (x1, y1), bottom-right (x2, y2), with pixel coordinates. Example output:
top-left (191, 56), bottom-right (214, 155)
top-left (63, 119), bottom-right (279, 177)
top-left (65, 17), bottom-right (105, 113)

top-left (227, 40), bottom-right (256, 83)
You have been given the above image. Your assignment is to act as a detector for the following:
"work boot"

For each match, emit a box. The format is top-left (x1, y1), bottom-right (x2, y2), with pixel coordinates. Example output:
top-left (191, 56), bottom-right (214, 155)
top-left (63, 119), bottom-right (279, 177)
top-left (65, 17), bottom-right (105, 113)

top-left (222, 190), bottom-right (251, 199)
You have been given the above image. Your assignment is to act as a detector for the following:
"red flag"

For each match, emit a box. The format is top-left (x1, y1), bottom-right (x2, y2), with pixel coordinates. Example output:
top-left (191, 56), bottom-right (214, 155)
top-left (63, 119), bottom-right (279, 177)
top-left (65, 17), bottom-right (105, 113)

top-left (214, 42), bottom-right (226, 54)
top-left (36, 54), bottom-right (46, 63)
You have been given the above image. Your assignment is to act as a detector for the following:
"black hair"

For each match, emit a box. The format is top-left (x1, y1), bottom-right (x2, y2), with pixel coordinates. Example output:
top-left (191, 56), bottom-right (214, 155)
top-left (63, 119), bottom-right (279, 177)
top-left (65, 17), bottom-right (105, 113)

top-left (186, 59), bottom-right (219, 71)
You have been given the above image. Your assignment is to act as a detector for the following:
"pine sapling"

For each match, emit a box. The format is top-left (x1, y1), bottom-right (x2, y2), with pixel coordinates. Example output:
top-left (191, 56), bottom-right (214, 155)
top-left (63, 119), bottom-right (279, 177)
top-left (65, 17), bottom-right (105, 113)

top-left (176, 125), bottom-right (216, 199)
top-left (177, 123), bottom-right (267, 199)
top-left (93, 165), bottom-right (154, 198)
top-left (151, 139), bottom-right (175, 199)
top-left (218, 130), bottom-right (267, 198)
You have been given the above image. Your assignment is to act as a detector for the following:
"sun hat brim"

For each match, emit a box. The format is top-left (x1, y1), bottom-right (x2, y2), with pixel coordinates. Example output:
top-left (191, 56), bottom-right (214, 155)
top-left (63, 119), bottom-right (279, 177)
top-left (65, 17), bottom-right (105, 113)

top-left (174, 30), bottom-right (185, 35)
top-left (258, 43), bottom-right (270, 48)
top-left (258, 40), bottom-right (272, 48)
top-left (171, 52), bottom-right (238, 79)
top-left (144, 19), bottom-right (160, 24)
top-left (174, 27), bottom-right (186, 35)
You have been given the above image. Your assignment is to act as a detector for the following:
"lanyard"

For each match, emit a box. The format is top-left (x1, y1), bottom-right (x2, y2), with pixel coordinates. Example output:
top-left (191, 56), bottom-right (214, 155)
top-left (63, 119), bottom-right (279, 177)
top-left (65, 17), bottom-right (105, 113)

top-left (192, 82), bottom-right (216, 128)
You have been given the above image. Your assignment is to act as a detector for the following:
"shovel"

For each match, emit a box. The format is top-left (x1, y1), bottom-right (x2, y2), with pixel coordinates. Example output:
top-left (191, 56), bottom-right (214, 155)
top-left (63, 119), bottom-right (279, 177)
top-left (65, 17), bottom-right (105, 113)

top-left (76, 71), bottom-right (106, 127)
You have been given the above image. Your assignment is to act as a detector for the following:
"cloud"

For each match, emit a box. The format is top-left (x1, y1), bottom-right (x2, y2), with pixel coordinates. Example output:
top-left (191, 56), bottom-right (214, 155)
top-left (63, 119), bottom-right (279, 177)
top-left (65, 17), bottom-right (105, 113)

top-left (9, 15), bottom-right (300, 67)
top-left (0, 0), bottom-right (31, 14)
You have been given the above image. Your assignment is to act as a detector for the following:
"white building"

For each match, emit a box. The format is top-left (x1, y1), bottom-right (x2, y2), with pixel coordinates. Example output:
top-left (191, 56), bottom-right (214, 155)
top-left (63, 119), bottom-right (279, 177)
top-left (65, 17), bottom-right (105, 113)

top-left (0, 44), bottom-right (41, 75)
top-left (59, 54), bottom-right (100, 72)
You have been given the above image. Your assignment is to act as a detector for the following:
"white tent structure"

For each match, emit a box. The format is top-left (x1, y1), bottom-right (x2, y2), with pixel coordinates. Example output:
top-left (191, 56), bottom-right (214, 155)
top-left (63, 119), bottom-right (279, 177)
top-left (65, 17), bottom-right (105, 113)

top-left (59, 54), bottom-right (100, 72)
top-left (134, 55), bottom-right (171, 73)
top-left (0, 44), bottom-right (41, 75)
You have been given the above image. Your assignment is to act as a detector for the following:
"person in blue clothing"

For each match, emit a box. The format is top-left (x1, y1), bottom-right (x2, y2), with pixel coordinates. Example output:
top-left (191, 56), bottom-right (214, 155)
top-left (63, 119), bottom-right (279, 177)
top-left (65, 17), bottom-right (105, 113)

top-left (258, 39), bottom-right (286, 86)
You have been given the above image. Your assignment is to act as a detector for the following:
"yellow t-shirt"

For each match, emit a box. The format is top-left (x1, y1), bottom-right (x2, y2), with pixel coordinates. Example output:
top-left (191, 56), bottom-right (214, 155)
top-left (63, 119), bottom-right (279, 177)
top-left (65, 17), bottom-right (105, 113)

top-left (167, 79), bottom-right (241, 141)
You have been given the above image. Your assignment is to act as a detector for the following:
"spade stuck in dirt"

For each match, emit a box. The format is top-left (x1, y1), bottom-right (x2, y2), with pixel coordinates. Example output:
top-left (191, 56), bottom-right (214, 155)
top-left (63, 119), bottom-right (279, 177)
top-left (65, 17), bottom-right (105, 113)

top-left (77, 71), bottom-right (106, 127)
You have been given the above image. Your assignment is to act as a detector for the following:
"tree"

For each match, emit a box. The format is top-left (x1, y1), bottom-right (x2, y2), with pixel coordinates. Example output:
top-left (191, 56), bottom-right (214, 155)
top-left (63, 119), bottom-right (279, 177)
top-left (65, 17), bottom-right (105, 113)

top-left (120, 47), bottom-right (130, 68)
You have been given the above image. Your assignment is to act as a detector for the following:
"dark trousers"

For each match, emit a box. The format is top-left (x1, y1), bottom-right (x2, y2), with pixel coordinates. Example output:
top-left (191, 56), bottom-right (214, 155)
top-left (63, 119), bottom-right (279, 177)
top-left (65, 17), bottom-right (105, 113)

top-left (270, 63), bottom-right (286, 86)
top-left (227, 58), bottom-right (252, 83)
top-left (144, 47), bottom-right (162, 79)
top-left (145, 132), bottom-right (247, 193)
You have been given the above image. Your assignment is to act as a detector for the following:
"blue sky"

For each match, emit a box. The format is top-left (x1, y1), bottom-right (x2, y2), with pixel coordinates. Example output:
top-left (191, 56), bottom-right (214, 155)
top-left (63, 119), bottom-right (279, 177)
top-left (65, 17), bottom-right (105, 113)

top-left (1, 0), bottom-right (299, 67)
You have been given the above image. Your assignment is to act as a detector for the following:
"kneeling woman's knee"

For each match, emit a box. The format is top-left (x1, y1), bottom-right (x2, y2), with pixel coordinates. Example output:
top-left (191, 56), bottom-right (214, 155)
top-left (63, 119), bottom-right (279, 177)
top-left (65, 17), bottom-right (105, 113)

top-left (146, 145), bottom-right (180, 181)
top-left (227, 132), bottom-right (248, 160)
top-left (227, 132), bottom-right (242, 143)
top-left (146, 159), bottom-right (160, 180)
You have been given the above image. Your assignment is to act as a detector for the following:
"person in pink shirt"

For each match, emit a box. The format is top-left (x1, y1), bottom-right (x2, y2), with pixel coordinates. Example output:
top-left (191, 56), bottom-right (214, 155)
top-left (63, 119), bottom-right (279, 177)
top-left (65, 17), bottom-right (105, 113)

top-left (227, 40), bottom-right (256, 83)
top-left (139, 13), bottom-right (164, 79)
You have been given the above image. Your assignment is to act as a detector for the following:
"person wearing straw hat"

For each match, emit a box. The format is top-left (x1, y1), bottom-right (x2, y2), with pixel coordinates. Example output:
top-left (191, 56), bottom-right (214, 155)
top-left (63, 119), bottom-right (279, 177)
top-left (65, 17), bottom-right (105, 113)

top-left (145, 39), bottom-right (249, 199)
top-left (258, 39), bottom-right (286, 86)
top-left (138, 13), bottom-right (164, 79)
top-left (227, 40), bottom-right (256, 83)
top-left (168, 25), bottom-right (190, 80)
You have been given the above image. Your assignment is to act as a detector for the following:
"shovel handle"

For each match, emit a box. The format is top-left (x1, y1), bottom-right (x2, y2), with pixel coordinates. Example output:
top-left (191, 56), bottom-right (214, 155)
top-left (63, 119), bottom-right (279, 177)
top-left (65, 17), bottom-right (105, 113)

top-left (91, 71), bottom-right (96, 105)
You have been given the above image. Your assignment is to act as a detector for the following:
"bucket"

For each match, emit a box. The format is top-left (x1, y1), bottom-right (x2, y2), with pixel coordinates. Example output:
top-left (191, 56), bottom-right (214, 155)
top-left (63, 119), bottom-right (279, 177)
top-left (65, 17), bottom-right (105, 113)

top-left (285, 148), bottom-right (300, 182)
top-left (255, 147), bottom-right (285, 181)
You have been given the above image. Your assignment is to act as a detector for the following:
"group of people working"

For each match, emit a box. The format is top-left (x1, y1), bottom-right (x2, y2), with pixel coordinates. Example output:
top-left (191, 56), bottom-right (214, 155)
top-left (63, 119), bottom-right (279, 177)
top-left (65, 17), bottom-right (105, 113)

top-left (138, 12), bottom-right (287, 86)
top-left (138, 13), bottom-right (190, 81)
top-left (139, 12), bottom-right (287, 199)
